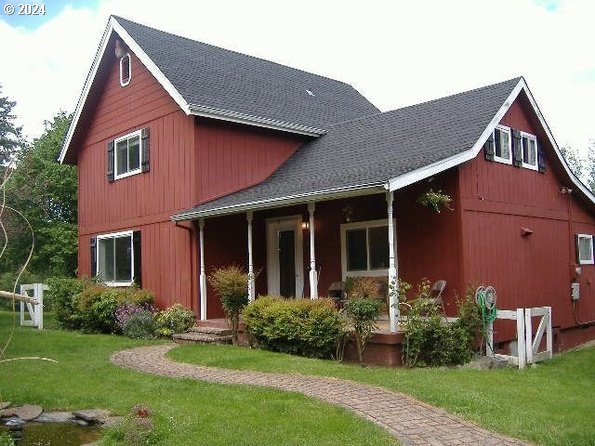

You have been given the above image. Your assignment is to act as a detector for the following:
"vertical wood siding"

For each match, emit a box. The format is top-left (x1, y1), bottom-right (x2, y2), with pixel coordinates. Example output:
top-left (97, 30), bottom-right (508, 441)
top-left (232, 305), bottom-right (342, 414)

top-left (459, 96), bottom-right (595, 339)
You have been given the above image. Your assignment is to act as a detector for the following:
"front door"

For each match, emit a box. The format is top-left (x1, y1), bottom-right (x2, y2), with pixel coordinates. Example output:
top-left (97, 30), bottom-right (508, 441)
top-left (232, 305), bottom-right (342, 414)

top-left (266, 217), bottom-right (303, 298)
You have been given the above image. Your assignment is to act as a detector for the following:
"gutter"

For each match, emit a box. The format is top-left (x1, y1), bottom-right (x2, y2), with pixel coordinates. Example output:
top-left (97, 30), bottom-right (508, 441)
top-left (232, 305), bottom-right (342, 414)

top-left (171, 182), bottom-right (386, 221)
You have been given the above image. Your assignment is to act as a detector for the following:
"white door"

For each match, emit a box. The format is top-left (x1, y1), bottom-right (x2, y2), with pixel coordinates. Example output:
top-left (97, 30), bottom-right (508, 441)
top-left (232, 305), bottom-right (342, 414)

top-left (266, 217), bottom-right (304, 298)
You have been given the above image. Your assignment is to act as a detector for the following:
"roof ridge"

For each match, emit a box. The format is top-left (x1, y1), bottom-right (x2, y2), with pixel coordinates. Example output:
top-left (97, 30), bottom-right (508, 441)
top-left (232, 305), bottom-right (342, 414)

top-left (112, 15), bottom-right (361, 90)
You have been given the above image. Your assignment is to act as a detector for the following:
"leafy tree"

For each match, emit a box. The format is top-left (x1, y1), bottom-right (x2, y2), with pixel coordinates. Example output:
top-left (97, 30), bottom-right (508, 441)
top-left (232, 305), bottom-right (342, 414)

top-left (0, 84), bottom-right (24, 168)
top-left (3, 112), bottom-right (77, 277)
top-left (586, 142), bottom-right (595, 193)
top-left (560, 145), bottom-right (584, 179)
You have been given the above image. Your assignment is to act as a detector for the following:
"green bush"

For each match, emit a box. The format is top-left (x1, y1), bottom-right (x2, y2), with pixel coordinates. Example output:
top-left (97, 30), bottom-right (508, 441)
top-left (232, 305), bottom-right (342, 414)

top-left (155, 304), bottom-right (196, 337)
top-left (242, 296), bottom-right (345, 359)
top-left (123, 310), bottom-right (157, 339)
top-left (0, 432), bottom-right (15, 446)
top-left (46, 277), bottom-right (154, 333)
top-left (46, 277), bottom-right (89, 330)
top-left (208, 265), bottom-right (248, 344)
top-left (402, 285), bottom-right (481, 367)
top-left (343, 296), bottom-right (383, 365)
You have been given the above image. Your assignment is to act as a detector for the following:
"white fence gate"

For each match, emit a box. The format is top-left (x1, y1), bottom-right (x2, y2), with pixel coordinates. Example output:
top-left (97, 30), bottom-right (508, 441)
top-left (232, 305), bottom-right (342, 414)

top-left (19, 283), bottom-right (47, 330)
top-left (486, 306), bottom-right (552, 369)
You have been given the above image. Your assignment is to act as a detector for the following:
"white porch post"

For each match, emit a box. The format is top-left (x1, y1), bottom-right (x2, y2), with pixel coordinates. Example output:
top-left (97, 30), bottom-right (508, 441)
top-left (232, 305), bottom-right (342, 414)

top-left (247, 211), bottom-right (255, 302)
top-left (308, 202), bottom-right (318, 299)
top-left (199, 219), bottom-right (207, 321)
top-left (386, 191), bottom-right (399, 332)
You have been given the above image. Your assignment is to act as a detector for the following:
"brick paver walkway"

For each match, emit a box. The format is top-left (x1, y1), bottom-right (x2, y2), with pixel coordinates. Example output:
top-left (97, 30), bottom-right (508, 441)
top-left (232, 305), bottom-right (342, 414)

top-left (111, 344), bottom-right (529, 446)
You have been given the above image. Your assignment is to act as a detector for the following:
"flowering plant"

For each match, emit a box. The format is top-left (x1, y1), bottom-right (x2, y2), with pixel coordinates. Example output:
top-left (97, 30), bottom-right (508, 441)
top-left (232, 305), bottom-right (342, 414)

top-left (417, 188), bottom-right (453, 213)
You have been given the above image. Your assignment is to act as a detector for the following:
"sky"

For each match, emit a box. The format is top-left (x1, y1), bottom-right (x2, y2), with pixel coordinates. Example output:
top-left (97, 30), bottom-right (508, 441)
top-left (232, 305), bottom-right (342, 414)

top-left (0, 0), bottom-right (593, 155)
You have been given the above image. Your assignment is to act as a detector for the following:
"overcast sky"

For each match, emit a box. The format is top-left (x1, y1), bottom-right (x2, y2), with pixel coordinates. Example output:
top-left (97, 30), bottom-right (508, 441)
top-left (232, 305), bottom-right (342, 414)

top-left (0, 0), bottom-right (593, 155)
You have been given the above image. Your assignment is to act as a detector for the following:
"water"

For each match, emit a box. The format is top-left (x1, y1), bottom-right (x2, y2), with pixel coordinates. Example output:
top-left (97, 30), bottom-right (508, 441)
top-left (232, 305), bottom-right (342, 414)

top-left (1, 422), bottom-right (102, 446)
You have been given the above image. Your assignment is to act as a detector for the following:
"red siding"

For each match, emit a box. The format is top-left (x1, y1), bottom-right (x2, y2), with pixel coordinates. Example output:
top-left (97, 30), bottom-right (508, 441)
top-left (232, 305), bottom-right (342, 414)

top-left (458, 96), bottom-right (595, 339)
top-left (195, 119), bottom-right (304, 203)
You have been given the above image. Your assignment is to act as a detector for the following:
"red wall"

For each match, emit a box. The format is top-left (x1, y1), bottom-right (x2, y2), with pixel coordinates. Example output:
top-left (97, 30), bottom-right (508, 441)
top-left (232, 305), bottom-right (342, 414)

top-left (458, 95), bottom-right (595, 338)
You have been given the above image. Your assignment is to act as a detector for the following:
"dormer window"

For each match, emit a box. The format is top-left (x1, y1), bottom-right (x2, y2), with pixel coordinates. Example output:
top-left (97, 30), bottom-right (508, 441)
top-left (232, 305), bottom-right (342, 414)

top-left (120, 53), bottom-right (131, 87)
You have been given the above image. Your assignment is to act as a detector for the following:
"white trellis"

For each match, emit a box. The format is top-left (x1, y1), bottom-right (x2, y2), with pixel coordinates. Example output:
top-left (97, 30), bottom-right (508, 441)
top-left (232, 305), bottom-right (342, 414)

top-left (486, 306), bottom-right (552, 369)
top-left (19, 283), bottom-right (47, 330)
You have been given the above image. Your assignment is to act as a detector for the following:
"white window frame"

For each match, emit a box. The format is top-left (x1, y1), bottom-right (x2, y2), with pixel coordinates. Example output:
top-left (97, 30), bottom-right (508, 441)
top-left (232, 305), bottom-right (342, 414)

top-left (114, 129), bottom-right (143, 180)
top-left (119, 53), bottom-right (131, 87)
top-left (521, 131), bottom-right (538, 171)
top-left (577, 234), bottom-right (594, 265)
top-left (340, 219), bottom-right (396, 280)
top-left (96, 230), bottom-right (135, 287)
top-left (493, 125), bottom-right (512, 165)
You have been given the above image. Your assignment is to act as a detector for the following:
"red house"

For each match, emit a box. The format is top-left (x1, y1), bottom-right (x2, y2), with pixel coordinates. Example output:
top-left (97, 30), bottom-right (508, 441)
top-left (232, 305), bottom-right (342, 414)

top-left (60, 16), bottom-right (595, 355)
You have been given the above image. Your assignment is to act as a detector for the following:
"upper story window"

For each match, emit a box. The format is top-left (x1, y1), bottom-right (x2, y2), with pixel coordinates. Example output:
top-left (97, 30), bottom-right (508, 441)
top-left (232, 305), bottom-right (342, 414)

top-left (577, 234), bottom-right (594, 265)
top-left (115, 130), bottom-right (141, 179)
top-left (493, 125), bottom-right (512, 164)
top-left (340, 219), bottom-right (395, 278)
top-left (107, 128), bottom-right (150, 182)
top-left (521, 132), bottom-right (538, 170)
top-left (120, 53), bottom-right (131, 87)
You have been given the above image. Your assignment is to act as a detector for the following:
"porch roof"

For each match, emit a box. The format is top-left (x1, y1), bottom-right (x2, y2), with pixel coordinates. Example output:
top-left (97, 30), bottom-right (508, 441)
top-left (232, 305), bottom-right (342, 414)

top-left (172, 78), bottom-right (521, 221)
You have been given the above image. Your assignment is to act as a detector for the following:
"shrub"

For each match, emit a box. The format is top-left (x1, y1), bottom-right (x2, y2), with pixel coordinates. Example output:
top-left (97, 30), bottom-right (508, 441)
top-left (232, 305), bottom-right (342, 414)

top-left (0, 432), bottom-right (15, 446)
top-left (122, 309), bottom-right (157, 339)
top-left (343, 296), bottom-right (383, 365)
top-left (155, 304), bottom-right (196, 337)
top-left (243, 296), bottom-right (345, 358)
top-left (46, 277), bottom-right (89, 330)
top-left (208, 265), bottom-right (248, 344)
top-left (402, 284), bottom-right (481, 367)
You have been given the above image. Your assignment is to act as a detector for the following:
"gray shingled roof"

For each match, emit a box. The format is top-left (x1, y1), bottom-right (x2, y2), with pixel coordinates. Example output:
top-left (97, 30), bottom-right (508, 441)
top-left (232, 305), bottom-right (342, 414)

top-left (115, 16), bottom-right (379, 131)
top-left (173, 77), bottom-right (521, 220)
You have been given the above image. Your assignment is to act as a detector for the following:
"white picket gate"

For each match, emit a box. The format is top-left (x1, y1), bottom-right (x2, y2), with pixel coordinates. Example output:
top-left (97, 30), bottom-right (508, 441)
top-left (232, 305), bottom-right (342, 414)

top-left (486, 306), bottom-right (552, 369)
top-left (19, 283), bottom-right (47, 330)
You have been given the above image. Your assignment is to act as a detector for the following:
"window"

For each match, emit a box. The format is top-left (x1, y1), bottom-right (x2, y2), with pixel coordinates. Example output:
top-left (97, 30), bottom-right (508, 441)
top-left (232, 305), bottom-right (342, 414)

top-left (341, 219), bottom-right (394, 277)
top-left (115, 130), bottom-right (142, 179)
top-left (521, 132), bottom-right (538, 170)
top-left (577, 234), bottom-right (594, 265)
top-left (493, 125), bottom-right (512, 164)
top-left (97, 231), bottom-right (135, 286)
top-left (120, 53), bottom-right (131, 86)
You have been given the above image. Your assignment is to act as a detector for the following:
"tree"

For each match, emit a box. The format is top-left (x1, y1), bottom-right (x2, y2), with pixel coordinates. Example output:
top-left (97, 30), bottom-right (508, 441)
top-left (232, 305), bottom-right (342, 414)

top-left (4, 112), bottom-right (77, 277)
top-left (586, 142), bottom-right (595, 193)
top-left (0, 84), bottom-right (23, 168)
top-left (560, 145), bottom-right (584, 179)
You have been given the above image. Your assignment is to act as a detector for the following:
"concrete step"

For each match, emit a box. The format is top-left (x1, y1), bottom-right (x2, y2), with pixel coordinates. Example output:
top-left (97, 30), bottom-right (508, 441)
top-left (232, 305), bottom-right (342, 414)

top-left (188, 326), bottom-right (232, 336)
top-left (172, 332), bottom-right (233, 345)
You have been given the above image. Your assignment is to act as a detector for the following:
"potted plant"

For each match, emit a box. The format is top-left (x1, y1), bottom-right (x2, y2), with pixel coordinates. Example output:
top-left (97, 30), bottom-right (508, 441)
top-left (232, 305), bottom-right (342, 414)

top-left (417, 188), bottom-right (453, 213)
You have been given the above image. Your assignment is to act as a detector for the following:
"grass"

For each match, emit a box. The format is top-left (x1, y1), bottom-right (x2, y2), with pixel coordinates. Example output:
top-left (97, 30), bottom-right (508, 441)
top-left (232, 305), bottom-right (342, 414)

top-left (168, 341), bottom-right (595, 446)
top-left (0, 312), bottom-right (398, 446)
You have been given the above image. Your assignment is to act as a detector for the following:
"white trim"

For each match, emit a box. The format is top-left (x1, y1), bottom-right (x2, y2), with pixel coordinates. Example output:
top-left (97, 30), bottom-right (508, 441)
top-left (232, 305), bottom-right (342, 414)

top-left (266, 216), bottom-right (304, 298)
top-left (577, 233), bottom-right (594, 265)
top-left (521, 131), bottom-right (538, 171)
top-left (96, 230), bottom-right (135, 287)
top-left (340, 218), bottom-right (396, 281)
top-left (386, 191), bottom-right (398, 332)
top-left (307, 202), bottom-right (318, 299)
top-left (172, 183), bottom-right (385, 221)
top-left (199, 220), bottom-right (207, 320)
top-left (113, 129), bottom-right (143, 180)
top-left (119, 53), bottom-right (131, 87)
top-left (59, 17), bottom-right (325, 164)
top-left (247, 211), bottom-right (255, 302)
top-left (387, 77), bottom-right (595, 207)
top-left (493, 125), bottom-right (512, 165)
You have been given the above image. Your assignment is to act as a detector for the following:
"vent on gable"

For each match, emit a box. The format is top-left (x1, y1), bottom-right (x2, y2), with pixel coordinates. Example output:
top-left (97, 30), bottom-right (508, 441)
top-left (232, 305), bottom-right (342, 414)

top-left (120, 53), bottom-right (131, 87)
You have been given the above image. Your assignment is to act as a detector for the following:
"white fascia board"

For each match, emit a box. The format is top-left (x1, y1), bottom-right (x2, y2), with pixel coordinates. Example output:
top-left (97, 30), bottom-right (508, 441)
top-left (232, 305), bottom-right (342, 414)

top-left (171, 183), bottom-right (385, 221)
top-left (388, 79), bottom-right (525, 192)
top-left (189, 104), bottom-right (325, 137)
top-left (58, 17), bottom-right (190, 164)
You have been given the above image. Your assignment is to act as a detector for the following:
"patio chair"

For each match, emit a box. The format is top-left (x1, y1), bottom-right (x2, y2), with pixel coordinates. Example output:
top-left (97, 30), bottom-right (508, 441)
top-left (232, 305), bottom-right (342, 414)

top-left (427, 280), bottom-right (447, 317)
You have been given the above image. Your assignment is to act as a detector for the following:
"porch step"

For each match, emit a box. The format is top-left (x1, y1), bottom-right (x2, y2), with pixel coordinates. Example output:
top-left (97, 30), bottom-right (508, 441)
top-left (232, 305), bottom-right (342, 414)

top-left (188, 326), bottom-right (232, 336)
top-left (172, 331), bottom-right (233, 345)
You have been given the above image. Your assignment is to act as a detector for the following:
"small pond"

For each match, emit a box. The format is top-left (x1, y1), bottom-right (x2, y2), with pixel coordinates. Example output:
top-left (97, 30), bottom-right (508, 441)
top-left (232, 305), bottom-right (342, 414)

top-left (1, 422), bottom-right (102, 446)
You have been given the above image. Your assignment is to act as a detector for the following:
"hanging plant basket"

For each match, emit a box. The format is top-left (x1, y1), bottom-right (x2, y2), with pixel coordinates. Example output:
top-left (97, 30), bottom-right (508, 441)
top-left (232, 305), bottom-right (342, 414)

top-left (417, 188), bottom-right (453, 213)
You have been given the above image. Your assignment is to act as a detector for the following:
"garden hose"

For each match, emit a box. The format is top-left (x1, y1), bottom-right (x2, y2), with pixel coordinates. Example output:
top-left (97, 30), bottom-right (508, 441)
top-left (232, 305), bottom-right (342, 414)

top-left (475, 286), bottom-right (497, 336)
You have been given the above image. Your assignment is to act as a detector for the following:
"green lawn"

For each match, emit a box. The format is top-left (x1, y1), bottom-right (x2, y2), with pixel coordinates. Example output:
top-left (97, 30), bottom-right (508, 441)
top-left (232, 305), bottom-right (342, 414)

top-left (0, 312), bottom-right (397, 446)
top-left (168, 340), bottom-right (595, 446)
